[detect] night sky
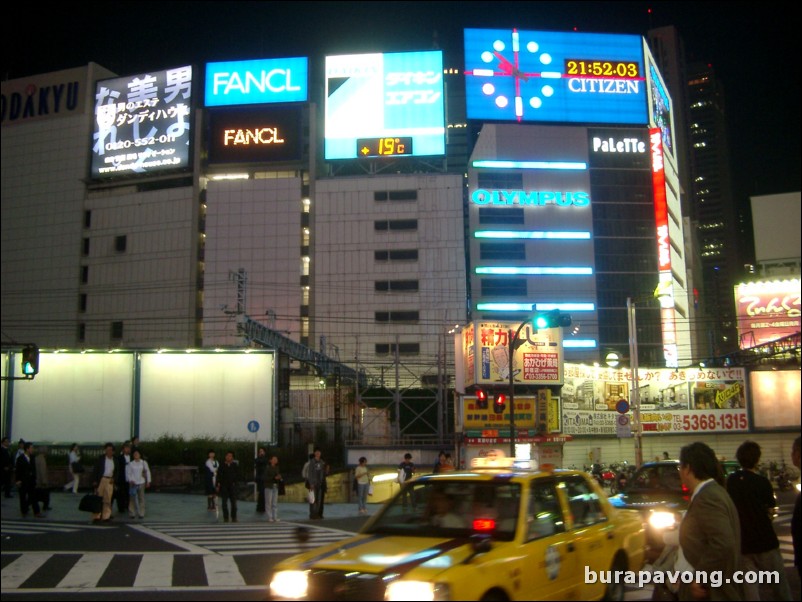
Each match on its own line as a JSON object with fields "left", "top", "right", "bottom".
{"left": 3, "top": 1, "right": 799, "bottom": 201}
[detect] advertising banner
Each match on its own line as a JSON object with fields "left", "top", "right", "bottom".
{"left": 735, "top": 279, "right": 801, "bottom": 348}
{"left": 91, "top": 65, "right": 193, "bottom": 179}
{"left": 205, "top": 57, "right": 308, "bottom": 106}
{"left": 561, "top": 363, "right": 748, "bottom": 436}
{"left": 462, "top": 320, "right": 564, "bottom": 387}
{"left": 464, "top": 28, "right": 647, "bottom": 124}
{"left": 324, "top": 50, "right": 445, "bottom": 159}
{"left": 207, "top": 105, "right": 302, "bottom": 163}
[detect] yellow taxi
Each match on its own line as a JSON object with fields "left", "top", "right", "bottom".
{"left": 269, "top": 452, "right": 646, "bottom": 601}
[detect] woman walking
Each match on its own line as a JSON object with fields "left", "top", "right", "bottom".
{"left": 204, "top": 449, "right": 219, "bottom": 511}
{"left": 126, "top": 449, "right": 151, "bottom": 518}
{"left": 63, "top": 443, "right": 81, "bottom": 493}
{"left": 354, "top": 457, "right": 371, "bottom": 515}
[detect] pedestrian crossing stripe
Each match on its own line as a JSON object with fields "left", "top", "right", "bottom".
{"left": 1, "top": 520, "right": 110, "bottom": 536}
{"left": 0, "top": 552, "right": 265, "bottom": 591}
{"left": 134, "top": 521, "right": 355, "bottom": 555}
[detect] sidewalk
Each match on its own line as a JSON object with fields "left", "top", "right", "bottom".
{"left": 1, "top": 489, "right": 379, "bottom": 524}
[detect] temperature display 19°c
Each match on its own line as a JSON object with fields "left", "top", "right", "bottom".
{"left": 357, "top": 137, "right": 413, "bottom": 158}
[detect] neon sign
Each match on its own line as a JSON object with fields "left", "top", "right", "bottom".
{"left": 471, "top": 189, "right": 589, "bottom": 206}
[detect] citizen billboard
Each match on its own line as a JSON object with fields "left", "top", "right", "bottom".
{"left": 207, "top": 105, "right": 302, "bottom": 164}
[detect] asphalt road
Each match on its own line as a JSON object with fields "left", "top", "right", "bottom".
{"left": 2, "top": 489, "right": 799, "bottom": 601}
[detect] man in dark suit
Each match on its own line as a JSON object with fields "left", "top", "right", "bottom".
{"left": 14, "top": 441, "right": 42, "bottom": 517}
{"left": 1, "top": 436, "right": 13, "bottom": 498}
{"left": 678, "top": 442, "right": 743, "bottom": 601}
{"left": 115, "top": 441, "right": 132, "bottom": 514}
{"left": 216, "top": 450, "right": 241, "bottom": 523}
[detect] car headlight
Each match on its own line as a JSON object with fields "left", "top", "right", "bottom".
{"left": 648, "top": 511, "right": 677, "bottom": 530}
{"left": 269, "top": 570, "right": 309, "bottom": 599}
{"left": 385, "top": 580, "right": 449, "bottom": 601}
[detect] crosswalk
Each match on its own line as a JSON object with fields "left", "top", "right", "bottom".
{"left": 1, "top": 552, "right": 270, "bottom": 592}
{"left": 1, "top": 521, "right": 355, "bottom": 593}
{"left": 133, "top": 520, "right": 357, "bottom": 555}
{"left": 0, "top": 519, "right": 110, "bottom": 536}
{"left": 1, "top": 506, "right": 797, "bottom": 595}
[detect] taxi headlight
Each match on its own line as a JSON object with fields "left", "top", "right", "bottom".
{"left": 385, "top": 580, "right": 449, "bottom": 601}
{"left": 269, "top": 570, "right": 309, "bottom": 599}
{"left": 648, "top": 511, "right": 677, "bottom": 531}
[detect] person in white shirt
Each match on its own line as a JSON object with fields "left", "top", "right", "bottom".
{"left": 64, "top": 443, "right": 81, "bottom": 493}
{"left": 125, "top": 449, "right": 151, "bottom": 519}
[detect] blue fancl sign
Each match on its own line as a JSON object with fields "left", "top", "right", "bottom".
{"left": 464, "top": 28, "right": 647, "bottom": 124}
{"left": 205, "top": 57, "right": 308, "bottom": 107}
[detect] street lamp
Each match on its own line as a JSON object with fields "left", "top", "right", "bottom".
{"left": 507, "top": 309, "right": 571, "bottom": 458}
{"left": 627, "top": 297, "right": 643, "bottom": 467}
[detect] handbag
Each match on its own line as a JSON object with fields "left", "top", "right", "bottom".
{"left": 78, "top": 493, "right": 103, "bottom": 513}
{"left": 368, "top": 484, "right": 374, "bottom": 496}
{"left": 397, "top": 468, "right": 406, "bottom": 484}
{"left": 307, "top": 489, "right": 315, "bottom": 504}
{"left": 71, "top": 462, "right": 85, "bottom": 473}
{"left": 277, "top": 479, "right": 286, "bottom": 496}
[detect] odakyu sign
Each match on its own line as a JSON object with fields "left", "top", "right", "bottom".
{"left": 205, "top": 57, "right": 308, "bottom": 106}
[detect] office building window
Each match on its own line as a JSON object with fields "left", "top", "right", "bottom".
{"left": 375, "top": 311, "right": 420, "bottom": 323}
{"left": 481, "top": 278, "right": 528, "bottom": 297}
{"left": 110, "top": 321, "right": 123, "bottom": 340}
{"left": 478, "top": 207, "right": 524, "bottom": 225}
{"left": 374, "top": 219, "right": 418, "bottom": 231}
{"left": 480, "top": 242, "right": 526, "bottom": 260}
{"left": 115, "top": 235, "right": 127, "bottom": 253}
{"left": 375, "top": 249, "right": 418, "bottom": 262}
{"left": 375, "top": 343, "right": 420, "bottom": 355}
{"left": 374, "top": 190, "right": 418, "bottom": 202}
{"left": 375, "top": 280, "right": 419, "bottom": 292}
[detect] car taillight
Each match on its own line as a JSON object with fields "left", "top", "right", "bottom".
{"left": 473, "top": 518, "right": 496, "bottom": 531}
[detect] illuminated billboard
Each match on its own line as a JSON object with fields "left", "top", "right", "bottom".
{"left": 464, "top": 28, "right": 647, "bottom": 124}
{"left": 644, "top": 42, "right": 675, "bottom": 161}
{"left": 205, "top": 57, "right": 308, "bottom": 107}
{"left": 461, "top": 320, "right": 565, "bottom": 388}
{"left": 324, "top": 50, "right": 446, "bottom": 160}
{"left": 207, "top": 105, "right": 302, "bottom": 163}
{"left": 735, "top": 279, "right": 801, "bottom": 348}
{"left": 91, "top": 65, "right": 193, "bottom": 180}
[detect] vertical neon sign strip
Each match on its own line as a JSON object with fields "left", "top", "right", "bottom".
{"left": 650, "top": 127, "right": 678, "bottom": 367}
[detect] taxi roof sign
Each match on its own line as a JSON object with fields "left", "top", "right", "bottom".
{"left": 471, "top": 449, "right": 514, "bottom": 469}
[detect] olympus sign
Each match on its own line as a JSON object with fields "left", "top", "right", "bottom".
{"left": 592, "top": 136, "right": 646, "bottom": 153}
{"left": 471, "top": 189, "right": 590, "bottom": 207}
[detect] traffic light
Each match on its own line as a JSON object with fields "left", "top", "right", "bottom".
{"left": 493, "top": 392, "right": 507, "bottom": 414}
{"left": 475, "top": 388, "right": 488, "bottom": 409}
{"left": 534, "top": 309, "right": 572, "bottom": 330}
{"left": 21, "top": 345, "right": 39, "bottom": 376}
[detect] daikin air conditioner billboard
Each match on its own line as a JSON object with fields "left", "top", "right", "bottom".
{"left": 324, "top": 50, "right": 446, "bottom": 159}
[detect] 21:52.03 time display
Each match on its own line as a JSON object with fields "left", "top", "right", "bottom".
{"left": 681, "top": 412, "right": 747, "bottom": 431}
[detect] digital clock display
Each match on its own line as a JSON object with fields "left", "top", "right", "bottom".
{"left": 565, "top": 59, "right": 641, "bottom": 78}
{"left": 357, "top": 137, "right": 413, "bottom": 157}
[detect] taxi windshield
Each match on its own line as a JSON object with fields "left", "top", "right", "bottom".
{"left": 365, "top": 479, "right": 521, "bottom": 541}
